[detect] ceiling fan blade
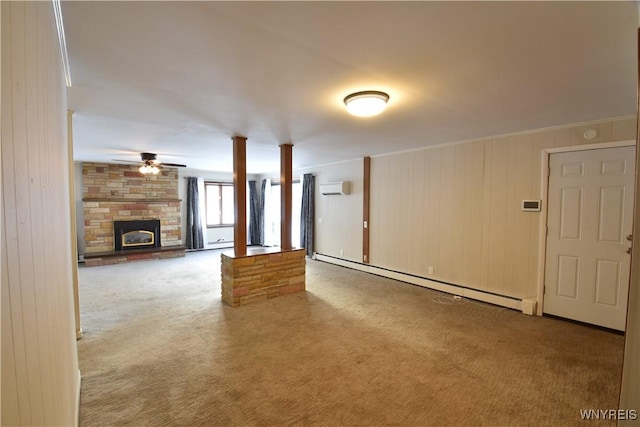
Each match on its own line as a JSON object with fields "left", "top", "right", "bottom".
{"left": 112, "top": 159, "right": 141, "bottom": 164}
{"left": 158, "top": 162, "right": 187, "bottom": 168}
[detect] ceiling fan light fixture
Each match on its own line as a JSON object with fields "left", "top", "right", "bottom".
{"left": 139, "top": 164, "right": 160, "bottom": 175}
{"left": 344, "top": 90, "right": 389, "bottom": 117}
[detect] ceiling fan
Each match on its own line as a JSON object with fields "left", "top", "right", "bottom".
{"left": 113, "top": 152, "right": 187, "bottom": 175}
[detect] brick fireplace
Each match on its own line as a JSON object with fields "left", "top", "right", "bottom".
{"left": 82, "top": 162, "right": 185, "bottom": 266}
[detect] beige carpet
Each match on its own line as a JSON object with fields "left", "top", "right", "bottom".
{"left": 77, "top": 250, "right": 623, "bottom": 426}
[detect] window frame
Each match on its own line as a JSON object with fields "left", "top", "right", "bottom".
{"left": 204, "top": 181, "right": 235, "bottom": 228}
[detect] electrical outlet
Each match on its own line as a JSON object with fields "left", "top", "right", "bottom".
{"left": 340, "top": 249, "right": 344, "bottom": 256}
{"left": 318, "top": 218, "right": 323, "bottom": 224}
{"left": 428, "top": 266, "right": 434, "bottom": 275}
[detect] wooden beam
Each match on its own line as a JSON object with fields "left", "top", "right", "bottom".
{"left": 363, "top": 156, "right": 371, "bottom": 264}
{"left": 232, "top": 136, "right": 247, "bottom": 256}
{"left": 280, "top": 143, "right": 293, "bottom": 250}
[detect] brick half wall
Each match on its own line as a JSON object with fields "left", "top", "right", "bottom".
{"left": 221, "top": 249, "right": 306, "bottom": 307}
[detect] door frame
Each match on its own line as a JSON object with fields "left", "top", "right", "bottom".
{"left": 536, "top": 140, "right": 637, "bottom": 316}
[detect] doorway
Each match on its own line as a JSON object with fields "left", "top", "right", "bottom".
{"left": 543, "top": 144, "right": 635, "bottom": 331}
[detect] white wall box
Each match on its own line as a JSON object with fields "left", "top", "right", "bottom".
{"left": 320, "top": 181, "right": 350, "bottom": 195}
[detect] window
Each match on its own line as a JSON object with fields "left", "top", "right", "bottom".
{"left": 205, "top": 182, "right": 234, "bottom": 227}
{"left": 267, "top": 181, "right": 302, "bottom": 247}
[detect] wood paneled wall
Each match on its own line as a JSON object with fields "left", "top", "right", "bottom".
{"left": 619, "top": 28, "right": 640, "bottom": 420}
{"left": 311, "top": 117, "right": 636, "bottom": 300}
{"left": 370, "top": 119, "right": 636, "bottom": 299}
{"left": 312, "top": 159, "right": 363, "bottom": 262}
{"left": 1, "top": 2, "right": 80, "bottom": 425}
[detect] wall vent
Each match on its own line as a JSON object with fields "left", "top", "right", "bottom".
{"left": 521, "top": 200, "right": 541, "bottom": 211}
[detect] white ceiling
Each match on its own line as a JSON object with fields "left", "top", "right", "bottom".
{"left": 63, "top": 1, "right": 638, "bottom": 174}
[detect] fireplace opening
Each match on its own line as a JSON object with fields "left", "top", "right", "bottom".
{"left": 113, "top": 219, "right": 161, "bottom": 251}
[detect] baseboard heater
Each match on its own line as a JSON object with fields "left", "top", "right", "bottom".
{"left": 208, "top": 241, "right": 234, "bottom": 245}
{"left": 314, "top": 253, "right": 537, "bottom": 315}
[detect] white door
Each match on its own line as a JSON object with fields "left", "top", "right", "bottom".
{"left": 544, "top": 146, "right": 635, "bottom": 331}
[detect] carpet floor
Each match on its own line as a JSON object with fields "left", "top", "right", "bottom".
{"left": 77, "top": 250, "right": 624, "bottom": 426}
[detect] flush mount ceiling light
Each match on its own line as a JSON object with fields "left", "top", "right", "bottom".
{"left": 344, "top": 91, "right": 389, "bottom": 117}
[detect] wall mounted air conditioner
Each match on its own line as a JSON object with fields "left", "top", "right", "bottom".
{"left": 320, "top": 181, "right": 349, "bottom": 195}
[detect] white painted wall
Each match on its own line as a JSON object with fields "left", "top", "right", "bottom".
{"left": 1, "top": 2, "right": 80, "bottom": 424}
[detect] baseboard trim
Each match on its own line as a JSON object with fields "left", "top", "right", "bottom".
{"left": 75, "top": 370, "right": 81, "bottom": 426}
{"left": 315, "top": 254, "right": 531, "bottom": 313}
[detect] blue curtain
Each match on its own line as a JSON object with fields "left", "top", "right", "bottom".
{"left": 300, "top": 174, "right": 315, "bottom": 256}
{"left": 248, "top": 180, "right": 261, "bottom": 245}
{"left": 259, "top": 179, "right": 267, "bottom": 245}
{"left": 185, "top": 177, "right": 204, "bottom": 249}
